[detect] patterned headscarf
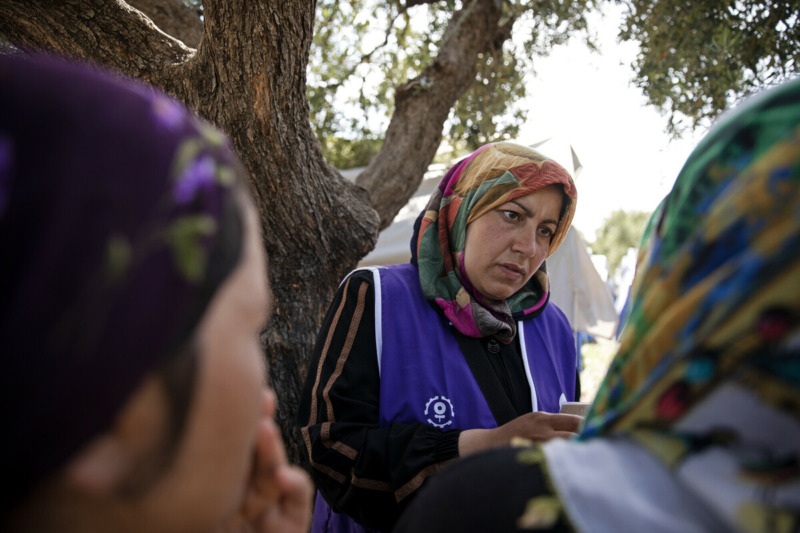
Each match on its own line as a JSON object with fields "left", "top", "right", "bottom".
{"left": 0, "top": 55, "right": 246, "bottom": 505}
{"left": 580, "top": 77, "right": 800, "bottom": 452}
{"left": 411, "top": 142, "right": 577, "bottom": 342}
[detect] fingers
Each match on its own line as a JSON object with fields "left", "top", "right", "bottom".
{"left": 252, "top": 388, "right": 286, "bottom": 485}
{"left": 460, "top": 412, "right": 583, "bottom": 456}
{"left": 271, "top": 465, "right": 313, "bottom": 527}
{"left": 241, "top": 402, "right": 312, "bottom": 532}
{"left": 252, "top": 414, "right": 288, "bottom": 494}
{"left": 261, "top": 387, "right": 277, "bottom": 418}
{"left": 549, "top": 431, "right": 578, "bottom": 440}
{"left": 250, "top": 465, "right": 313, "bottom": 533}
{"left": 548, "top": 413, "right": 583, "bottom": 432}
{"left": 518, "top": 411, "right": 582, "bottom": 431}
{"left": 502, "top": 412, "right": 582, "bottom": 442}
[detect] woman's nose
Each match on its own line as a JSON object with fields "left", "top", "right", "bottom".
{"left": 511, "top": 225, "right": 537, "bottom": 257}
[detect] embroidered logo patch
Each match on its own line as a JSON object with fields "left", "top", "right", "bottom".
{"left": 425, "top": 396, "right": 454, "bottom": 428}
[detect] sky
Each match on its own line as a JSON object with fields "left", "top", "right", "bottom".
{"left": 514, "top": 4, "right": 706, "bottom": 238}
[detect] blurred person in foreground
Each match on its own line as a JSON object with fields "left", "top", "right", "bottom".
{"left": 394, "top": 77, "right": 800, "bottom": 532}
{"left": 0, "top": 53, "right": 312, "bottom": 533}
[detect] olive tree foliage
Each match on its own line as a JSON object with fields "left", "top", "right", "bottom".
{"left": 617, "top": 0, "right": 800, "bottom": 135}
{"left": 589, "top": 209, "right": 651, "bottom": 277}
{"left": 0, "top": 0, "right": 598, "bottom": 465}
{"left": 309, "top": 0, "right": 599, "bottom": 169}
{"left": 310, "top": 0, "right": 800, "bottom": 164}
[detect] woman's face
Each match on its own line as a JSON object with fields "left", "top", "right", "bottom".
{"left": 134, "top": 200, "right": 272, "bottom": 531}
{"left": 463, "top": 184, "right": 563, "bottom": 301}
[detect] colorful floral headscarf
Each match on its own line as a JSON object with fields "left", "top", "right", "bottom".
{"left": 411, "top": 142, "right": 577, "bottom": 342}
{"left": 0, "top": 55, "right": 246, "bottom": 505}
{"left": 577, "top": 78, "right": 800, "bottom": 527}
{"left": 582, "top": 78, "right": 800, "bottom": 436}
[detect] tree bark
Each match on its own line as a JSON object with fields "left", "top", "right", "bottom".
{"left": 0, "top": 0, "right": 512, "bottom": 466}
{"left": 0, "top": 0, "right": 193, "bottom": 85}
{"left": 127, "top": 0, "right": 203, "bottom": 48}
{"left": 0, "top": 0, "right": 379, "bottom": 466}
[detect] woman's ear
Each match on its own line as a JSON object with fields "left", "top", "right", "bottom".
{"left": 63, "top": 434, "right": 134, "bottom": 495}
{"left": 62, "top": 376, "right": 171, "bottom": 496}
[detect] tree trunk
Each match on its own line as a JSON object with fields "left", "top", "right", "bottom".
{"left": 0, "top": 0, "right": 513, "bottom": 466}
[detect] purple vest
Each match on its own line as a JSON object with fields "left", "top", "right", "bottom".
{"left": 312, "top": 263, "right": 577, "bottom": 533}
{"left": 374, "top": 263, "right": 576, "bottom": 427}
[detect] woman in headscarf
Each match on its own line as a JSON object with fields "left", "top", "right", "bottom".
{"left": 393, "top": 77, "right": 800, "bottom": 533}
{"left": 0, "top": 54, "right": 311, "bottom": 533}
{"left": 298, "top": 142, "right": 582, "bottom": 532}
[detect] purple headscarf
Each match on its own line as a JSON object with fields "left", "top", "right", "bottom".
{"left": 0, "top": 54, "right": 246, "bottom": 505}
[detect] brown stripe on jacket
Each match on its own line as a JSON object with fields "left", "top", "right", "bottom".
{"left": 322, "top": 280, "right": 369, "bottom": 422}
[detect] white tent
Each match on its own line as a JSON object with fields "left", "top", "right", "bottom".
{"left": 546, "top": 227, "right": 618, "bottom": 339}
{"left": 352, "top": 140, "right": 619, "bottom": 339}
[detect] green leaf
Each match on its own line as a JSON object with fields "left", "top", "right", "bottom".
{"left": 165, "top": 215, "right": 218, "bottom": 283}
{"left": 105, "top": 235, "right": 132, "bottom": 283}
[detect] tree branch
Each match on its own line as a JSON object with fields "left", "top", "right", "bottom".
{"left": 126, "top": 0, "right": 203, "bottom": 48}
{"left": 357, "top": 0, "right": 509, "bottom": 228}
{"left": 0, "top": 0, "right": 194, "bottom": 89}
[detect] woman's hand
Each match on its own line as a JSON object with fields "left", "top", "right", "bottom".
{"left": 217, "top": 390, "right": 313, "bottom": 533}
{"left": 457, "top": 411, "right": 582, "bottom": 456}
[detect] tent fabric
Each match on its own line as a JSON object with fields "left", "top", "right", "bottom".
{"left": 545, "top": 227, "right": 618, "bottom": 339}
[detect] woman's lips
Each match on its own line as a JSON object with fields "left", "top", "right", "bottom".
{"left": 498, "top": 263, "right": 525, "bottom": 278}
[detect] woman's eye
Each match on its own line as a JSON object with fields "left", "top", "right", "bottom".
{"left": 539, "top": 226, "right": 554, "bottom": 237}
{"left": 502, "top": 210, "right": 520, "bottom": 221}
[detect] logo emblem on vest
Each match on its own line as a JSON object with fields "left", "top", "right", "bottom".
{"left": 425, "top": 396, "right": 454, "bottom": 428}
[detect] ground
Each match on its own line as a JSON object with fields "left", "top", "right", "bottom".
{"left": 579, "top": 337, "right": 618, "bottom": 403}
